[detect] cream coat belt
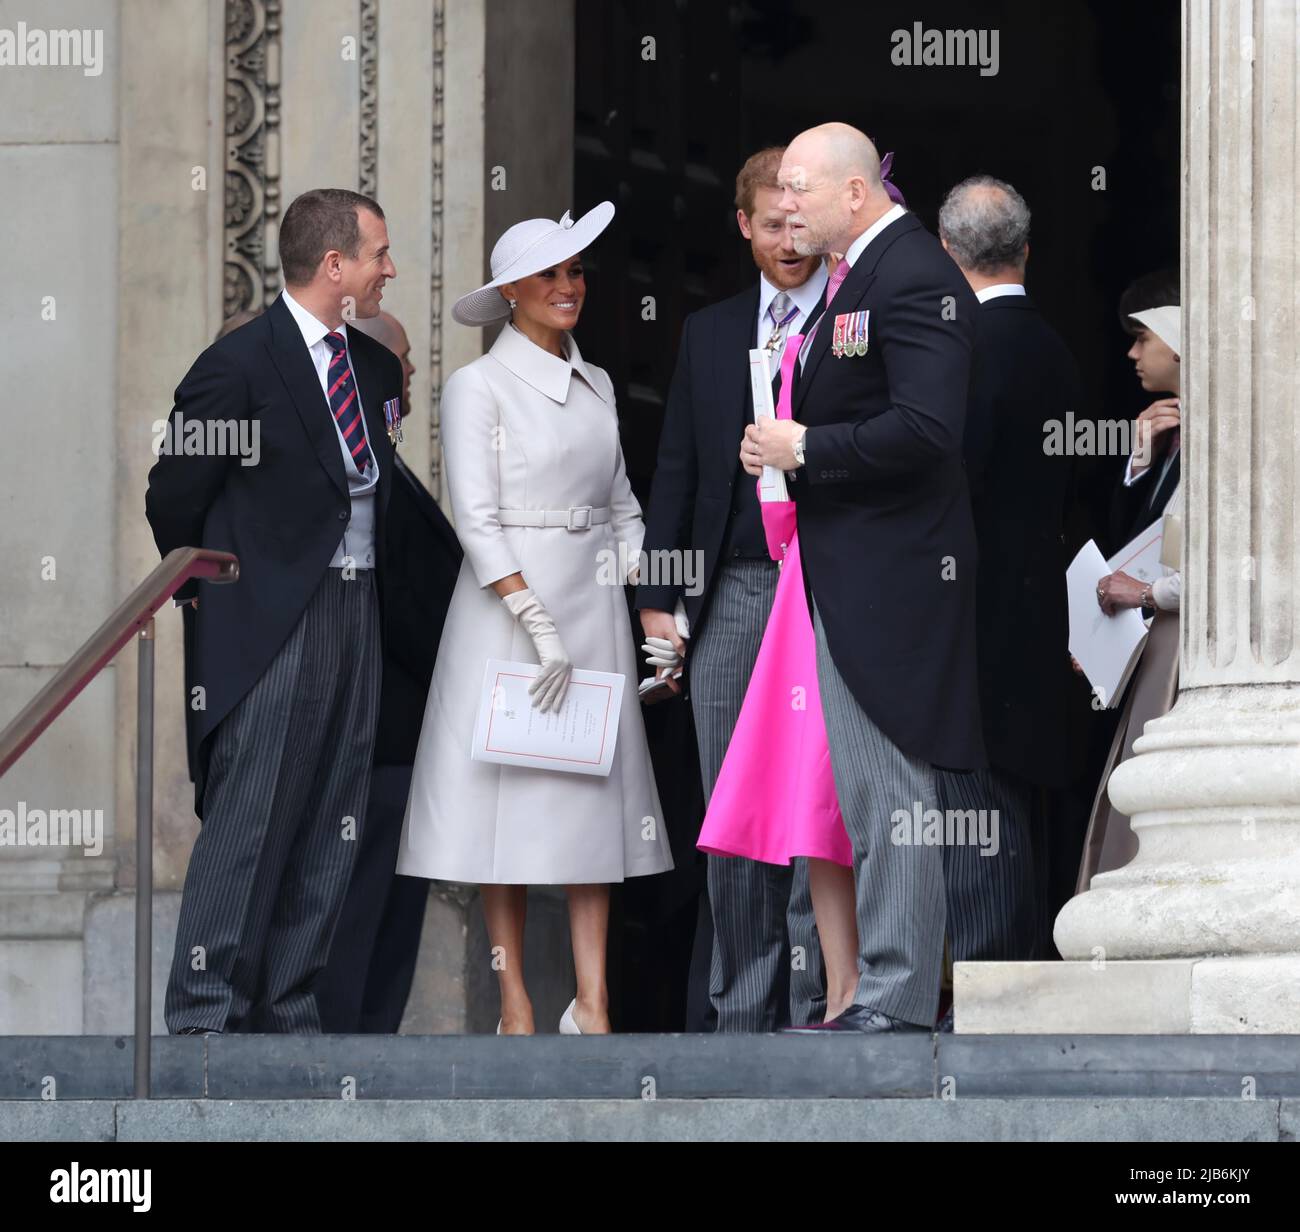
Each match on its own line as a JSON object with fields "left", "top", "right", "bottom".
{"left": 496, "top": 505, "right": 611, "bottom": 531}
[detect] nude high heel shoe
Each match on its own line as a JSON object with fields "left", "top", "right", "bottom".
{"left": 559, "top": 998, "right": 581, "bottom": 1035}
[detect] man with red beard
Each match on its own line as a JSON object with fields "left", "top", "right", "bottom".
{"left": 637, "top": 147, "right": 829, "bottom": 1032}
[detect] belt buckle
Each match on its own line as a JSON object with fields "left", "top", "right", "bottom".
{"left": 566, "top": 505, "right": 593, "bottom": 531}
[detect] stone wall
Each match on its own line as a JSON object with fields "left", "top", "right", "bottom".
{"left": 0, "top": 0, "right": 583, "bottom": 1034}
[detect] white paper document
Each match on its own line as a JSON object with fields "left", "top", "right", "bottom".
{"left": 1107, "top": 522, "right": 1165, "bottom": 585}
{"left": 472, "top": 659, "right": 625, "bottom": 777}
{"left": 1067, "top": 539, "right": 1148, "bottom": 708}
{"left": 748, "top": 347, "right": 789, "bottom": 503}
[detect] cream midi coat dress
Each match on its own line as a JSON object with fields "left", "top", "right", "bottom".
{"left": 398, "top": 323, "right": 673, "bottom": 884}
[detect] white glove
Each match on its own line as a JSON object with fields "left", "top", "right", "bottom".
{"left": 640, "top": 598, "right": 691, "bottom": 674}
{"left": 501, "top": 587, "right": 572, "bottom": 712}
{"left": 641, "top": 637, "right": 682, "bottom": 671}
{"left": 673, "top": 596, "right": 690, "bottom": 640}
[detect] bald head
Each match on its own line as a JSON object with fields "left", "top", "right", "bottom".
{"left": 777, "top": 123, "right": 895, "bottom": 256}
{"left": 352, "top": 309, "right": 414, "bottom": 416}
{"left": 789, "top": 123, "right": 883, "bottom": 190}
{"left": 215, "top": 307, "right": 262, "bottom": 342}
{"left": 351, "top": 309, "right": 406, "bottom": 353}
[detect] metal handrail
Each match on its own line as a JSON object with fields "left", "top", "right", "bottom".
{"left": 0, "top": 546, "right": 239, "bottom": 1097}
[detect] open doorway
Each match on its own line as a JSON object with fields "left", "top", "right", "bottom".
{"left": 574, "top": 0, "right": 1180, "bottom": 1030}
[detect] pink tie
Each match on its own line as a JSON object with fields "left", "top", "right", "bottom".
{"left": 799, "top": 258, "right": 851, "bottom": 363}
{"left": 754, "top": 332, "right": 806, "bottom": 562}
{"left": 776, "top": 332, "right": 803, "bottom": 419}
{"left": 824, "top": 257, "right": 850, "bottom": 305}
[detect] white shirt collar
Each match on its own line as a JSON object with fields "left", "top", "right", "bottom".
{"left": 490, "top": 322, "right": 606, "bottom": 404}
{"left": 758, "top": 262, "right": 828, "bottom": 328}
{"left": 976, "top": 283, "right": 1028, "bottom": 303}
{"left": 281, "top": 287, "right": 343, "bottom": 350}
{"left": 844, "top": 203, "right": 908, "bottom": 268}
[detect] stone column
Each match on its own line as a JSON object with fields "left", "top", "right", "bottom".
{"left": 958, "top": 0, "right": 1300, "bottom": 1033}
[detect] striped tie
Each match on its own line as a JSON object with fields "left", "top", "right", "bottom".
{"left": 799, "top": 258, "right": 851, "bottom": 366}
{"left": 323, "top": 331, "right": 373, "bottom": 475}
{"left": 824, "top": 257, "right": 851, "bottom": 305}
{"left": 765, "top": 291, "right": 797, "bottom": 352}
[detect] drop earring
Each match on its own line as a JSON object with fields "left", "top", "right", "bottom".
{"left": 507, "top": 298, "right": 517, "bottom": 309}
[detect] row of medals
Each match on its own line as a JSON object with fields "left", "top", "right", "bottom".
{"left": 832, "top": 312, "right": 868, "bottom": 358}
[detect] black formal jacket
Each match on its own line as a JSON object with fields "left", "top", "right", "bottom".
{"left": 962, "top": 291, "right": 1078, "bottom": 789}
{"left": 145, "top": 294, "right": 403, "bottom": 814}
{"left": 374, "top": 453, "right": 462, "bottom": 766}
{"left": 1110, "top": 438, "right": 1181, "bottom": 552}
{"left": 634, "top": 284, "right": 766, "bottom": 634}
{"left": 791, "top": 212, "right": 984, "bottom": 771}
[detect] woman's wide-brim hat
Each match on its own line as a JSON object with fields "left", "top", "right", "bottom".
{"left": 451, "top": 200, "right": 616, "bottom": 325}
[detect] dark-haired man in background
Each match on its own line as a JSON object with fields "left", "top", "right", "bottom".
{"left": 146, "top": 188, "right": 402, "bottom": 1034}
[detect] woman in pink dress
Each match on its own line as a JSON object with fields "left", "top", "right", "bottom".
{"left": 695, "top": 329, "right": 860, "bottom": 1024}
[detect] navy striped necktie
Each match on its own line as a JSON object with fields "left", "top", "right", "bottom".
{"left": 323, "top": 331, "right": 373, "bottom": 475}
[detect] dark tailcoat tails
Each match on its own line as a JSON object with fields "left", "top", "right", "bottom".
{"left": 146, "top": 293, "right": 401, "bottom": 814}
{"left": 318, "top": 453, "right": 463, "bottom": 1034}
{"left": 937, "top": 290, "right": 1081, "bottom": 966}
{"left": 963, "top": 291, "right": 1076, "bottom": 789}
{"left": 792, "top": 213, "right": 985, "bottom": 772}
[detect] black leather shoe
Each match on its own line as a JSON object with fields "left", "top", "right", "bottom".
{"left": 176, "top": 1027, "right": 222, "bottom": 1036}
{"left": 937, "top": 1006, "right": 955, "bottom": 1033}
{"left": 782, "top": 1005, "right": 928, "bottom": 1034}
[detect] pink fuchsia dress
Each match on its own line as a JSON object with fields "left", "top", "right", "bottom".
{"left": 695, "top": 332, "right": 852, "bottom": 867}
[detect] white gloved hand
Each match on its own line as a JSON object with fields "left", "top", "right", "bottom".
{"left": 501, "top": 587, "right": 573, "bottom": 713}
{"left": 640, "top": 598, "right": 691, "bottom": 675}
{"left": 641, "top": 636, "right": 682, "bottom": 671}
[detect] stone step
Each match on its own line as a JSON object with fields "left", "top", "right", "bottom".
{"left": 4, "top": 1033, "right": 1300, "bottom": 1101}
{"left": 5, "top": 1095, "right": 1294, "bottom": 1143}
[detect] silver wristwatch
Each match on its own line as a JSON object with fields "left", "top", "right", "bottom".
{"left": 793, "top": 429, "right": 807, "bottom": 467}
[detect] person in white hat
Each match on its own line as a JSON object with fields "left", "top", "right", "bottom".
{"left": 1096, "top": 268, "right": 1182, "bottom": 616}
{"left": 397, "top": 202, "right": 673, "bottom": 1035}
{"left": 1079, "top": 269, "right": 1183, "bottom": 889}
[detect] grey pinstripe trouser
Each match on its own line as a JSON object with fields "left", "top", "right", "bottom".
{"left": 936, "top": 766, "right": 1041, "bottom": 962}
{"left": 812, "top": 602, "right": 946, "bottom": 1027}
{"left": 692, "top": 559, "right": 825, "bottom": 1032}
{"left": 165, "top": 568, "right": 381, "bottom": 1034}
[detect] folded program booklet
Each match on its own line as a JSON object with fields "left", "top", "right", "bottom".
{"left": 749, "top": 347, "right": 789, "bottom": 503}
{"left": 1067, "top": 539, "right": 1149, "bottom": 709}
{"left": 471, "top": 659, "right": 624, "bottom": 777}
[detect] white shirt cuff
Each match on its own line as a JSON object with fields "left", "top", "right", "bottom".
{"left": 1123, "top": 453, "right": 1152, "bottom": 487}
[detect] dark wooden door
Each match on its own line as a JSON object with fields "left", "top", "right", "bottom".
{"left": 573, "top": 0, "right": 744, "bottom": 500}
{"left": 573, "top": 1, "right": 746, "bottom": 1032}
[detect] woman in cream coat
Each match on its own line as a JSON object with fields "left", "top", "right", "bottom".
{"left": 398, "top": 203, "right": 672, "bottom": 1035}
